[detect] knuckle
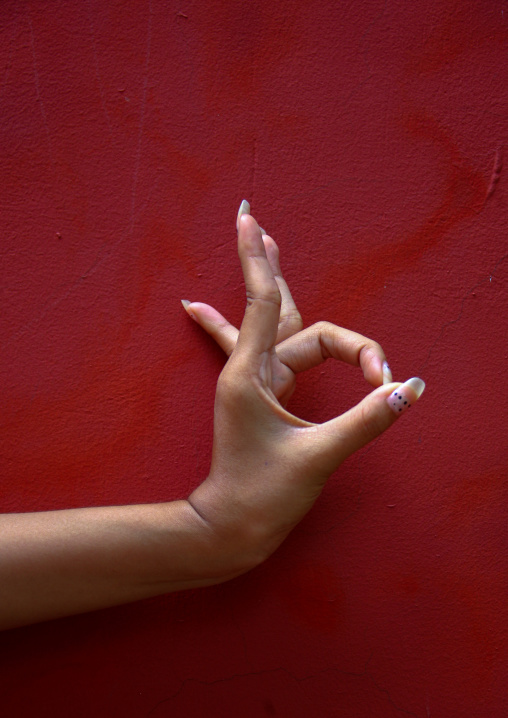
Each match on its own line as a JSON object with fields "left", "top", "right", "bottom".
{"left": 280, "top": 308, "right": 303, "bottom": 330}
{"left": 216, "top": 367, "right": 244, "bottom": 405}
{"left": 313, "top": 320, "right": 330, "bottom": 332}
{"left": 312, "top": 321, "right": 334, "bottom": 360}
{"left": 245, "top": 285, "right": 281, "bottom": 307}
{"left": 311, "top": 320, "right": 335, "bottom": 338}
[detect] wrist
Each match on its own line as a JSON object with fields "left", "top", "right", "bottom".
{"left": 186, "top": 480, "right": 289, "bottom": 575}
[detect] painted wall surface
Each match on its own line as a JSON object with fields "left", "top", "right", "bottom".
{"left": 1, "top": 1, "right": 507, "bottom": 716}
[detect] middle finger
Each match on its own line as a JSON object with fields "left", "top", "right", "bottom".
{"left": 262, "top": 234, "right": 303, "bottom": 344}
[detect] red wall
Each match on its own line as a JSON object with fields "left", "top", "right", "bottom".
{"left": 1, "top": 1, "right": 507, "bottom": 716}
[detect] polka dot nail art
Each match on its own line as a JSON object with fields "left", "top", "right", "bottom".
{"left": 387, "top": 377, "right": 425, "bottom": 415}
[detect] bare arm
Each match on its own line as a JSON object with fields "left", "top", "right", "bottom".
{"left": 0, "top": 500, "right": 259, "bottom": 630}
{"left": 0, "top": 202, "right": 424, "bottom": 630}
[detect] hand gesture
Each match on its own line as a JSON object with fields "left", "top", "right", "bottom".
{"left": 184, "top": 203, "right": 425, "bottom": 568}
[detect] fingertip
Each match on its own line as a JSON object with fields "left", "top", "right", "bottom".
{"left": 262, "top": 234, "right": 277, "bottom": 248}
{"left": 238, "top": 212, "right": 260, "bottom": 232}
{"left": 182, "top": 301, "right": 215, "bottom": 323}
{"left": 405, "top": 377, "right": 426, "bottom": 398}
{"left": 236, "top": 199, "right": 251, "bottom": 231}
{"left": 181, "top": 298, "right": 199, "bottom": 323}
{"left": 386, "top": 377, "right": 425, "bottom": 415}
{"left": 262, "top": 235, "right": 281, "bottom": 269}
{"left": 238, "top": 214, "right": 269, "bottom": 263}
{"left": 360, "top": 345, "right": 390, "bottom": 388}
{"left": 184, "top": 299, "right": 216, "bottom": 325}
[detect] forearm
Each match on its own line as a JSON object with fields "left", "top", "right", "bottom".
{"left": 0, "top": 499, "right": 252, "bottom": 630}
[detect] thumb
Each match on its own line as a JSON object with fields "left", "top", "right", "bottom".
{"left": 318, "top": 377, "right": 426, "bottom": 468}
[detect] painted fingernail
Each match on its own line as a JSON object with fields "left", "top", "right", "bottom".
{"left": 387, "top": 377, "right": 425, "bottom": 415}
{"left": 236, "top": 199, "right": 250, "bottom": 231}
{"left": 382, "top": 361, "right": 392, "bottom": 385}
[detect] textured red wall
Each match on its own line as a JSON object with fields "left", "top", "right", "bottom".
{"left": 1, "top": 1, "right": 507, "bottom": 716}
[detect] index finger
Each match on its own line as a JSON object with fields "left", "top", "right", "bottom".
{"left": 235, "top": 213, "right": 281, "bottom": 357}
{"left": 276, "top": 321, "right": 391, "bottom": 387}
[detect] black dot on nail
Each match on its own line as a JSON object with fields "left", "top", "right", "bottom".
{"left": 399, "top": 396, "right": 402, "bottom": 400}
{"left": 404, "top": 401, "right": 407, "bottom": 405}
{"left": 399, "top": 408, "right": 402, "bottom": 412}
{"left": 394, "top": 392, "right": 398, "bottom": 395}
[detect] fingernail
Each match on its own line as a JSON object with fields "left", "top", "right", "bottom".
{"left": 387, "top": 377, "right": 425, "bottom": 415}
{"left": 382, "top": 361, "right": 392, "bottom": 384}
{"left": 181, "top": 299, "right": 197, "bottom": 321}
{"left": 236, "top": 199, "right": 250, "bottom": 231}
{"left": 259, "top": 227, "right": 267, "bottom": 235}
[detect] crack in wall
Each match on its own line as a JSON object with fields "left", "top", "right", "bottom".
{"left": 145, "top": 659, "right": 421, "bottom": 717}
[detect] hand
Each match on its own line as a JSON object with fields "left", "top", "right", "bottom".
{"left": 183, "top": 205, "right": 392, "bottom": 407}
{"left": 184, "top": 205, "right": 425, "bottom": 569}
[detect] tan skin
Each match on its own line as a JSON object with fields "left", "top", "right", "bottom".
{"left": 0, "top": 209, "right": 422, "bottom": 630}
{"left": 188, "top": 212, "right": 409, "bottom": 560}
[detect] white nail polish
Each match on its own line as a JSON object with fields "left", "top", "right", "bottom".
{"left": 382, "top": 361, "right": 392, "bottom": 384}
{"left": 236, "top": 199, "right": 250, "bottom": 231}
{"left": 404, "top": 377, "right": 426, "bottom": 398}
{"left": 386, "top": 377, "right": 425, "bottom": 415}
